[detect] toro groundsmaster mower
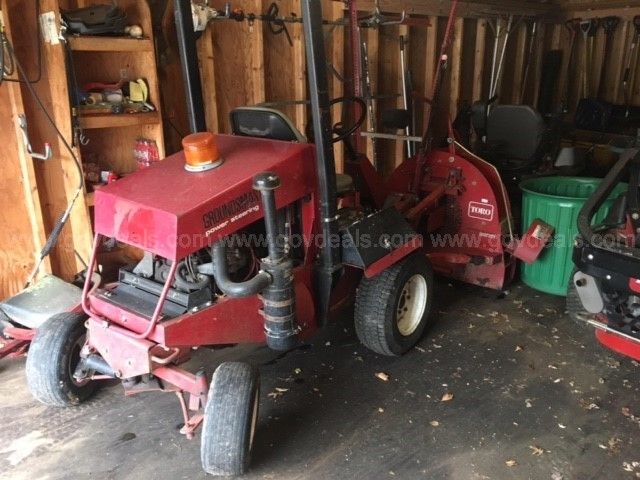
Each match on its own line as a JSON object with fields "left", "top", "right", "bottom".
{"left": 571, "top": 148, "right": 640, "bottom": 361}
{"left": 24, "top": 0, "right": 550, "bottom": 476}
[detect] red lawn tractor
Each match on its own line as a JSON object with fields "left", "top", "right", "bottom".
{"left": 24, "top": 0, "right": 549, "bottom": 476}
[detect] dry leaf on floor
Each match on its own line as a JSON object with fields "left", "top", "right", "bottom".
{"left": 505, "top": 459, "right": 518, "bottom": 467}
{"left": 375, "top": 372, "right": 390, "bottom": 382}
{"left": 268, "top": 388, "right": 288, "bottom": 399}
{"left": 622, "top": 406, "right": 632, "bottom": 417}
{"left": 430, "top": 420, "right": 440, "bottom": 427}
{"left": 558, "top": 423, "right": 566, "bottom": 429}
{"left": 515, "top": 345, "right": 524, "bottom": 352}
{"left": 529, "top": 445, "right": 544, "bottom": 456}
{"left": 377, "top": 407, "right": 384, "bottom": 413}
{"left": 441, "top": 392, "right": 454, "bottom": 402}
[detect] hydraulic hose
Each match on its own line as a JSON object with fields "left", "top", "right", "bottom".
{"left": 212, "top": 242, "right": 271, "bottom": 298}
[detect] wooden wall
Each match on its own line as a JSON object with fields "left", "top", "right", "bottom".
{"left": 160, "top": 0, "right": 640, "bottom": 175}
{"left": 0, "top": 0, "right": 49, "bottom": 299}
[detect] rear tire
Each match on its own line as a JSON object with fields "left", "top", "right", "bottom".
{"left": 355, "top": 253, "right": 434, "bottom": 356}
{"left": 566, "top": 270, "right": 593, "bottom": 327}
{"left": 201, "top": 362, "right": 259, "bottom": 476}
{"left": 26, "top": 312, "right": 97, "bottom": 407}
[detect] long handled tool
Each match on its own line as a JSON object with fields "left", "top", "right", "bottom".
{"left": 623, "top": 16, "right": 640, "bottom": 115}
{"left": 488, "top": 15, "right": 516, "bottom": 110}
{"left": 399, "top": 34, "right": 415, "bottom": 158}
{"left": 580, "top": 18, "right": 599, "bottom": 98}
{"left": 519, "top": 20, "right": 538, "bottom": 104}
{"left": 361, "top": 40, "right": 380, "bottom": 170}
{"left": 597, "top": 16, "right": 620, "bottom": 99}
{"left": 412, "top": 0, "right": 458, "bottom": 193}
{"left": 560, "top": 18, "right": 582, "bottom": 112}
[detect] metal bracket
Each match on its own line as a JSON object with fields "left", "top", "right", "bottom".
{"left": 359, "top": 0, "right": 406, "bottom": 28}
{"left": 17, "top": 114, "right": 52, "bottom": 161}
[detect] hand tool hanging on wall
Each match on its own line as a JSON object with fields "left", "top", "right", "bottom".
{"left": 597, "top": 16, "right": 620, "bottom": 100}
{"left": 488, "top": 15, "right": 518, "bottom": 110}
{"left": 412, "top": 0, "right": 459, "bottom": 194}
{"left": 399, "top": 35, "right": 415, "bottom": 158}
{"left": 348, "top": 0, "right": 363, "bottom": 152}
{"left": 361, "top": 40, "right": 380, "bottom": 170}
{"left": 560, "top": 18, "right": 582, "bottom": 112}
{"left": 519, "top": 20, "right": 538, "bottom": 104}
{"left": 623, "top": 16, "right": 640, "bottom": 115}
{"left": 579, "top": 18, "right": 599, "bottom": 99}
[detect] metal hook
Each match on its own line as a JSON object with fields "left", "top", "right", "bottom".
{"left": 17, "top": 114, "right": 52, "bottom": 161}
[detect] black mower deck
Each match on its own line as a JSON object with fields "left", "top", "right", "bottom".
{"left": 1, "top": 281, "right": 639, "bottom": 480}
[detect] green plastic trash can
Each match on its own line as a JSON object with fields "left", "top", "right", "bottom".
{"left": 519, "top": 176, "right": 626, "bottom": 296}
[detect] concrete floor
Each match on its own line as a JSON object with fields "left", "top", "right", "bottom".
{"left": 1, "top": 280, "right": 640, "bottom": 480}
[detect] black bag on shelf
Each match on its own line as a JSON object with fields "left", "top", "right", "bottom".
{"left": 62, "top": 4, "right": 127, "bottom": 36}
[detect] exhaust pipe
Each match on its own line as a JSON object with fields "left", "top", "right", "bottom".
{"left": 254, "top": 173, "right": 298, "bottom": 351}
{"left": 213, "top": 172, "right": 298, "bottom": 351}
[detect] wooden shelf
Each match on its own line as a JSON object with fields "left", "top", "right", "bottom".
{"left": 68, "top": 36, "right": 153, "bottom": 52}
{"left": 79, "top": 111, "right": 160, "bottom": 129}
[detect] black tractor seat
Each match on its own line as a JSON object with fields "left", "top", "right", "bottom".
{"left": 230, "top": 106, "right": 353, "bottom": 194}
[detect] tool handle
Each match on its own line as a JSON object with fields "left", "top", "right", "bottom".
{"left": 580, "top": 18, "right": 599, "bottom": 37}
{"left": 634, "top": 15, "right": 640, "bottom": 34}
{"left": 602, "top": 16, "right": 620, "bottom": 35}
{"left": 565, "top": 18, "right": 581, "bottom": 32}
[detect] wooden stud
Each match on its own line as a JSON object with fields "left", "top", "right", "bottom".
{"left": 325, "top": 1, "right": 345, "bottom": 172}
{"left": 449, "top": 18, "right": 464, "bottom": 117}
{"left": 197, "top": 28, "right": 219, "bottom": 133}
{"left": 291, "top": 0, "right": 306, "bottom": 134}
{"left": 512, "top": 23, "right": 528, "bottom": 104}
{"left": 612, "top": 19, "right": 631, "bottom": 104}
{"left": 472, "top": 18, "right": 487, "bottom": 102}
{"left": 424, "top": 16, "right": 439, "bottom": 101}
{"left": 246, "top": 1, "right": 266, "bottom": 105}
{"left": 531, "top": 23, "right": 546, "bottom": 108}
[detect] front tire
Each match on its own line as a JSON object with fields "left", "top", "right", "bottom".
{"left": 201, "top": 362, "right": 259, "bottom": 476}
{"left": 26, "top": 312, "right": 97, "bottom": 407}
{"left": 355, "top": 253, "right": 434, "bottom": 356}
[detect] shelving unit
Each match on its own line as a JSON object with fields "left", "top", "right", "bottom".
{"left": 63, "top": 1, "right": 164, "bottom": 269}
{"left": 79, "top": 111, "right": 161, "bottom": 129}
{"left": 67, "top": 35, "right": 154, "bottom": 52}
{"left": 64, "top": 0, "right": 165, "bottom": 180}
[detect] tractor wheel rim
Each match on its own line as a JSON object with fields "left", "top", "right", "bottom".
{"left": 396, "top": 274, "right": 427, "bottom": 336}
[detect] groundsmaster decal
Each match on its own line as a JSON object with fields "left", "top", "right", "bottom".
{"left": 203, "top": 190, "right": 261, "bottom": 236}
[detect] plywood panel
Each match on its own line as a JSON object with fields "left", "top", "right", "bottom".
{"left": 7, "top": 0, "right": 93, "bottom": 280}
{"left": 0, "top": 0, "right": 49, "bottom": 298}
